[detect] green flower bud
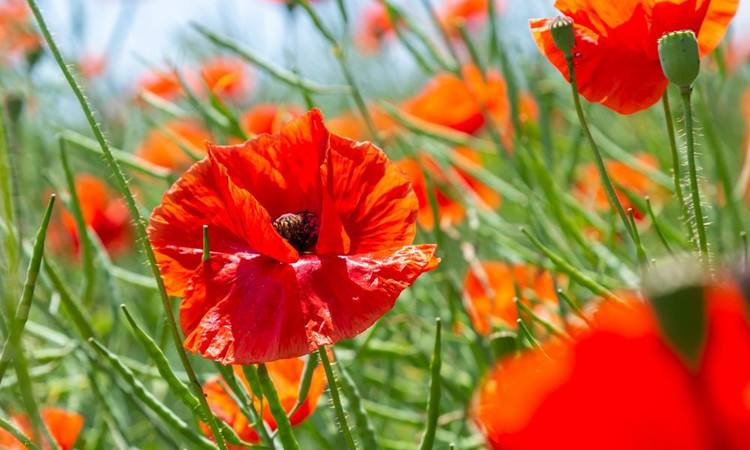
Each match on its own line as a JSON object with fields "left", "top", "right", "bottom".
{"left": 550, "top": 16, "right": 575, "bottom": 58}
{"left": 658, "top": 30, "right": 700, "bottom": 89}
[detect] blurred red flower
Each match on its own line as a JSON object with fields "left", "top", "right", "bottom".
{"left": 135, "top": 119, "right": 213, "bottom": 172}
{"left": 49, "top": 175, "right": 131, "bottom": 258}
{"left": 403, "top": 65, "right": 509, "bottom": 135}
{"left": 137, "top": 68, "right": 184, "bottom": 101}
{"left": 573, "top": 153, "right": 661, "bottom": 221}
{"left": 0, "top": 0, "right": 40, "bottom": 64}
{"left": 472, "top": 278, "right": 750, "bottom": 449}
{"left": 0, "top": 407, "right": 84, "bottom": 450}
{"left": 201, "top": 357, "right": 326, "bottom": 447}
{"left": 530, "top": 0, "right": 739, "bottom": 114}
{"left": 357, "top": 2, "right": 398, "bottom": 53}
{"left": 148, "top": 109, "right": 438, "bottom": 364}
{"left": 241, "top": 103, "right": 304, "bottom": 135}
{"left": 77, "top": 53, "right": 106, "bottom": 79}
{"left": 463, "top": 262, "right": 558, "bottom": 335}
{"left": 199, "top": 57, "right": 251, "bottom": 101}
{"left": 438, "top": 0, "right": 501, "bottom": 35}
{"left": 396, "top": 147, "right": 500, "bottom": 229}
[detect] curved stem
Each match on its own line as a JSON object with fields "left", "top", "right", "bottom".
{"left": 565, "top": 58, "right": 634, "bottom": 242}
{"left": 661, "top": 92, "right": 694, "bottom": 241}
{"left": 680, "top": 88, "right": 710, "bottom": 269}
{"left": 318, "top": 347, "right": 356, "bottom": 450}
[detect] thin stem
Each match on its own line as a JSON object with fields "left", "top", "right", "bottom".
{"left": 565, "top": 57, "right": 633, "bottom": 241}
{"left": 680, "top": 88, "right": 710, "bottom": 269}
{"left": 202, "top": 225, "right": 210, "bottom": 262}
{"left": 318, "top": 347, "right": 356, "bottom": 450}
{"left": 23, "top": 2, "right": 228, "bottom": 447}
{"left": 662, "top": 92, "right": 693, "bottom": 241}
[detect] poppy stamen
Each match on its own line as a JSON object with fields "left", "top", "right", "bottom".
{"left": 272, "top": 210, "right": 320, "bottom": 253}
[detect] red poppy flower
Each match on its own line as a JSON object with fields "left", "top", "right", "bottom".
{"left": 472, "top": 278, "right": 750, "bottom": 449}
{"left": 136, "top": 120, "right": 213, "bottom": 172}
{"left": 199, "top": 57, "right": 250, "bottom": 101}
{"left": 137, "top": 68, "right": 184, "bottom": 101}
{"left": 438, "top": 0, "right": 502, "bottom": 35}
{"left": 403, "top": 65, "right": 510, "bottom": 135}
{"left": 0, "top": 407, "right": 84, "bottom": 450}
{"left": 396, "top": 147, "right": 500, "bottom": 229}
{"left": 148, "top": 109, "right": 438, "bottom": 364}
{"left": 326, "top": 107, "right": 397, "bottom": 141}
{"left": 356, "top": 2, "right": 398, "bottom": 53}
{"left": 0, "top": 0, "right": 40, "bottom": 64}
{"left": 77, "top": 52, "right": 106, "bottom": 79}
{"left": 573, "top": 153, "right": 661, "bottom": 221}
{"left": 241, "top": 103, "right": 304, "bottom": 136}
{"left": 201, "top": 356, "right": 326, "bottom": 447}
{"left": 48, "top": 174, "right": 131, "bottom": 258}
{"left": 530, "top": 0, "right": 739, "bottom": 114}
{"left": 462, "top": 262, "right": 558, "bottom": 335}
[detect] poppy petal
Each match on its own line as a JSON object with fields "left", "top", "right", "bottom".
{"left": 148, "top": 157, "right": 297, "bottom": 297}
{"left": 697, "top": 0, "right": 740, "bottom": 55}
{"left": 181, "top": 245, "right": 438, "bottom": 364}
{"left": 325, "top": 134, "right": 419, "bottom": 253}
{"left": 206, "top": 109, "right": 328, "bottom": 219}
{"left": 530, "top": 18, "right": 667, "bottom": 114}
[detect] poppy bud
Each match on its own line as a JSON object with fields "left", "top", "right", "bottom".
{"left": 550, "top": 16, "right": 575, "bottom": 58}
{"left": 658, "top": 30, "right": 700, "bottom": 89}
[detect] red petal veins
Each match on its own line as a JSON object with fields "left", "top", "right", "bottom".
{"left": 324, "top": 134, "right": 419, "bottom": 253}
{"left": 181, "top": 245, "right": 438, "bottom": 364}
{"left": 206, "top": 109, "right": 328, "bottom": 219}
{"left": 148, "top": 156, "right": 297, "bottom": 297}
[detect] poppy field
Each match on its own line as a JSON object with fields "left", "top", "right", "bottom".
{"left": 2, "top": 0, "right": 750, "bottom": 448}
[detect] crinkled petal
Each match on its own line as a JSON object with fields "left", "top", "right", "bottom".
{"left": 181, "top": 245, "right": 438, "bottom": 364}
{"left": 530, "top": 18, "right": 667, "bottom": 114}
{"left": 147, "top": 156, "right": 296, "bottom": 297}
{"left": 325, "top": 134, "right": 419, "bottom": 253}
{"left": 206, "top": 109, "right": 328, "bottom": 219}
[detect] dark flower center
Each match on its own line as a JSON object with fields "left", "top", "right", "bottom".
{"left": 272, "top": 210, "right": 320, "bottom": 253}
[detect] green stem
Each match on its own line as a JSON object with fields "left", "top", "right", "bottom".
{"left": 565, "top": 57, "right": 633, "bottom": 241}
{"left": 257, "top": 364, "right": 299, "bottom": 450}
{"left": 417, "top": 318, "right": 442, "bottom": 450}
{"left": 23, "top": 1, "right": 228, "bottom": 447}
{"left": 680, "top": 88, "right": 710, "bottom": 269}
{"left": 318, "top": 347, "right": 357, "bottom": 450}
{"left": 0, "top": 195, "right": 55, "bottom": 383}
{"left": 59, "top": 139, "right": 96, "bottom": 305}
{"left": 661, "top": 92, "right": 693, "bottom": 240}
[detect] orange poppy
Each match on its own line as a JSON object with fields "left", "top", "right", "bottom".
{"left": 147, "top": 109, "right": 438, "bottom": 364}
{"left": 241, "top": 103, "right": 304, "bottom": 136}
{"left": 472, "top": 277, "right": 750, "bottom": 449}
{"left": 199, "top": 57, "right": 250, "bottom": 101}
{"left": 137, "top": 68, "right": 184, "bottom": 101}
{"left": 530, "top": 0, "right": 739, "bottom": 114}
{"left": 325, "top": 107, "right": 397, "bottom": 141}
{"left": 573, "top": 154, "right": 660, "bottom": 220}
{"left": 135, "top": 120, "right": 213, "bottom": 172}
{"left": 48, "top": 175, "right": 131, "bottom": 258}
{"left": 403, "top": 65, "right": 510, "bottom": 135}
{"left": 438, "top": 0, "right": 501, "bottom": 34}
{"left": 462, "top": 262, "right": 557, "bottom": 335}
{"left": 201, "top": 357, "right": 326, "bottom": 448}
{"left": 357, "top": 2, "right": 398, "bottom": 53}
{"left": 396, "top": 147, "right": 500, "bottom": 229}
{"left": 0, "top": 407, "right": 84, "bottom": 450}
{"left": 77, "top": 52, "right": 106, "bottom": 79}
{"left": 0, "top": 0, "right": 40, "bottom": 63}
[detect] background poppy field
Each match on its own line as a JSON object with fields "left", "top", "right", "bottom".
{"left": 2, "top": 0, "right": 750, "bottom": 449}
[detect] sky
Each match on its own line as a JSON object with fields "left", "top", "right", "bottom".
{"left": 39, "top": 0, "right": 750, "bottom": 85}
